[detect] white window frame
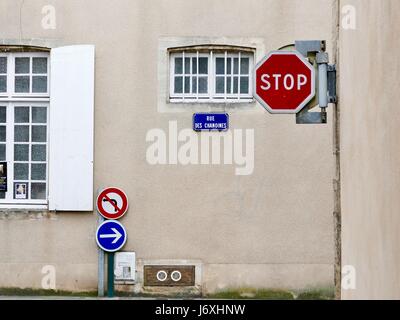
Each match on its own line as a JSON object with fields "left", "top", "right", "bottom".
{"left": 212, "top": 52, "right": 253, "bottom": 101}
{"left": 0, "top": 51, "right": 50, "bottom": 209}
{"left": 169, "top": 52, "right": 210, "bottom": 101}
{"left": 0, "top": 52, "right": 50, "bottom": 99}
{"left": 169, "top": 50, "right": 254, "bottom": 103}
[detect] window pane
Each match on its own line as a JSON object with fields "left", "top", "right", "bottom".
{"left": 216, "top": 58, "right": 225, "bottom": 75}
{"left": 233, "top": 58, "right": 239, "bottom": 74}
{"left": 192, "top": 76, "right": 208, "bottom": 94}
{"left": 32, "top": 144, "right": 46, "bottom": 161}
{"left": 0, "top": 76, "right": 6, "bottom": 92}
{"left": 184, "top": 77, "right": 190, "bottom": 94}
{"left": 227, "top": 58, "right": 232, "bottom": 74}
{"left": 192, "top": 58, "right": 197, "bottom": 74}
{"left": 32, "top": 76, "right": 47, "bottom": 93}
{"left": 233, "top": 77, "right": 238, "bottom": 94}
{"left": 184, "top": 58, "right": 190, "bottom": 74}
{"left": 240, "top": 77, "right": 249, "bottom": 93}
{"left": 174, "top": 76, "right": 183, "bottom": 93}
{"left": 240, "top": 58, "right": 249, "bottom": 74}
{"left": 227, "top": 77, "right": 232, "bottom": 94}
{"left": 31, "top": 163, "right": 46, "bottom": 180}
{"left": 32, "top": 126, "right": 47, "bottom": 142}
{"left": 216, "top": 77, "right": 225, "bottom": 93}
{"left": 0, "top": 107, "right": 6, "bottom": 123}
{"left": 0, "top": 144, "right": 5, "bottom": 161}
{"left": 0, "top": 126, "right": 6, "bottom": 142}
{"left": 15, "top": 58, "right": 30, "bottom": 74}
{"left": 192, "top": 76, "right": 197, "bottom": 93}
{"left": 15, "top": 107, "right": 30, "bottom": 123}
{"left": 14, "top": 144, "right": 29, "bottom": 161}
{"left": 32, "top": 107, "right": 47, "bottom": 123}
{"left": 32, "top": 58, "right": 47, "bottom": 74}
{"left": 14, "top": 163, "right": 29, "bottom": 180}
{"left": 15, "top": 76, "right": 30, "bottom": 93}
{"left": 174, "top": 57, "right": 183, "bottom": 74}
{"left": 31, "top": 183, "right": 46, "bottom": 199}
{"left": 199, "top": 77, "right": 208, "bottom": 94}
{"left": 14, "top": 125, "right": 29, "bottom": 142}
{"left": 199, "top": 58, "right": 208, "bottom": 74}
{"left": 0, "top": 57, "right": 6, "bottom": 73}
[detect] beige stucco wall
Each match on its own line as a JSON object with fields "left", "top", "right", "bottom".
{"left": 340, "top": 0, "right": 400, "bottom": 299}
{"left": 0, "top": 0, "right": 335, "bottom": 294}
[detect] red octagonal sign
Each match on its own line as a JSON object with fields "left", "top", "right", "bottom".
{"left": 254, "top": 51, "right": 315, "bottom": 114}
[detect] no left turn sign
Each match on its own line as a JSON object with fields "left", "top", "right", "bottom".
{"left": 96, "top": 187, "right": 129, "bottom": 220}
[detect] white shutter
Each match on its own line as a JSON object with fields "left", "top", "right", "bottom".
{"left": 48, "top": 45, "right": 95, "bottom": 211}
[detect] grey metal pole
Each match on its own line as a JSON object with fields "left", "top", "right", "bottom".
{"left": 97, "top": 214, "right": 105, "bottom": 297}
{"left": 97, "top": 188, "right": 105, "bottom": 297}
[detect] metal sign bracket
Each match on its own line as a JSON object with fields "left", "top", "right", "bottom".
{"left": 293, "top": 40, "right": 337, "bottom": 124}
{"left": 328, "top": 64, "right": 337, "bottom": 103}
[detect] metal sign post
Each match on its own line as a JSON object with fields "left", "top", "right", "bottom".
{"left": 96, "top": 187, "right": 129, "bottom": 299}
{"left": 96, "top": 217, "right": 128, "bottom": 298}
{"left": 107, "top": 252, "right": 115, "bottom": 297}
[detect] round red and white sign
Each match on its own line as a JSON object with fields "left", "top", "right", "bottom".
{"left": 96, "top": 187, "right": 128, "bottom": 220}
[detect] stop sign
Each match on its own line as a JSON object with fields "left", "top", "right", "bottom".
{"left": 254, "top": 51, "right": 315, "bottom": 114}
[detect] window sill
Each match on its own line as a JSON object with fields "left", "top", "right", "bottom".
{"left": 0, "top": 202, "right": 48, "bottom": 210}
{"left": 160, "top": 99, "right": 258, "bottom": 114}
{"left": 169, "top": 98, "right": 254, "bottom": 104}
{"left": 0, "top": 97, "right": 50, "bottom": 102}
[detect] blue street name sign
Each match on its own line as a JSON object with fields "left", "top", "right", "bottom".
{"left": 96, "top": 220, "right": 127, "bottom": 252}
{"left": 193, "top": 113, "right": 229, "bottom": 132}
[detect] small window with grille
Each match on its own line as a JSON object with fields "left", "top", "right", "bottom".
{"left": 169, "top": 46, "right": 254, "bottom": 103}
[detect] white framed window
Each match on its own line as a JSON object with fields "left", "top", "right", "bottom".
{"left": 0, "top": 51, "right": 50, "bottom": 206}
{"left": 169, "top": 49, "right": 254, "bottom": 103}
{"left": 0, "top": 55, "right": 7, "bottom": 94}
{"left": 0, "top": 52, "right": 49, "bottom": 98}
{"left": 0, "top": 45, "right": 94, "bottom": 211}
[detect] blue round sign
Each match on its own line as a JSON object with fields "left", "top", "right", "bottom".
{"left": 96, "top": 220, "right": 127, "bottom": 252}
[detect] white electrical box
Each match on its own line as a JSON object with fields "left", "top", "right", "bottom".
{"left": 114, "top": 252, "right": 136, "bottom": 283}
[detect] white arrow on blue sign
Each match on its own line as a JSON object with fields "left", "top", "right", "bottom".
{"left": 96, "top": 220, "right": 127, "bottom": 252}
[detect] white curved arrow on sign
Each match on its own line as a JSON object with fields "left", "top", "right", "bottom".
{"left": 99, "top": 228, "right": 122, "bottom": 244}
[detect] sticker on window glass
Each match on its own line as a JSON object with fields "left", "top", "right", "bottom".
{"left": 0, "top": 162, "right": 7, "bottom": 192}
{"left": 14, "top": 182, "right": 28, "bottom": 199}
